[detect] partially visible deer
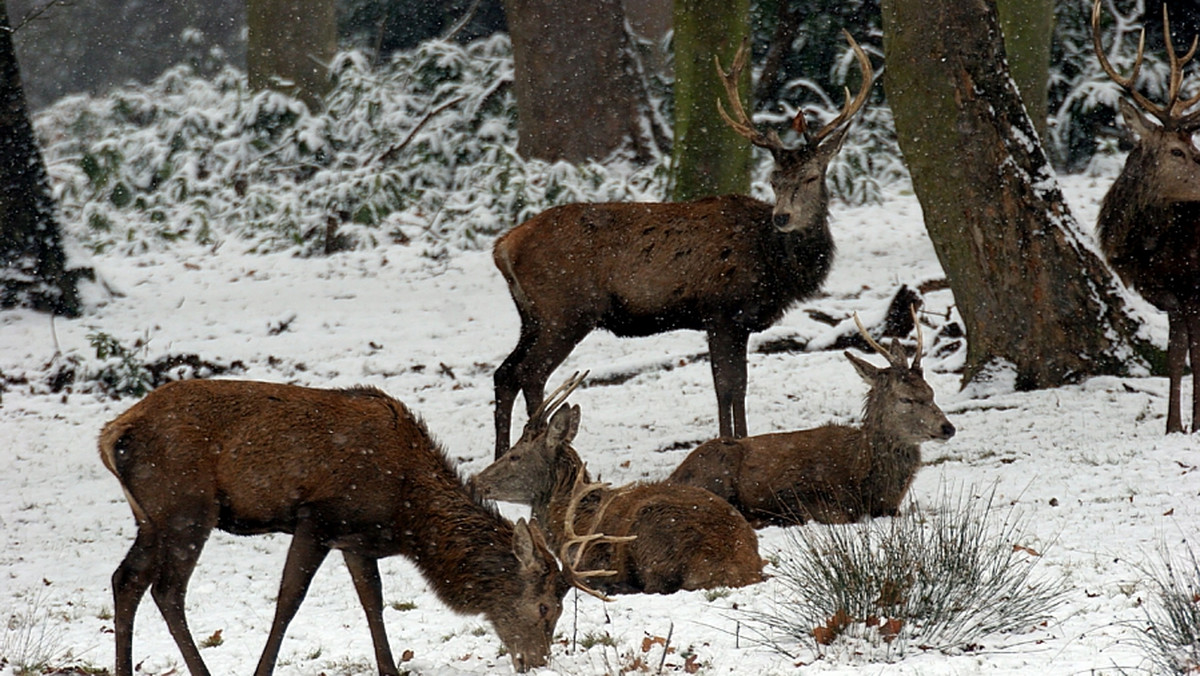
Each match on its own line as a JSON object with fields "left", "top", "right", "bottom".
{"left": 1092, "top": 0, "right": 1200, "bottom": 433}
{"left": 473, "top": 374, "right": 765, "bottom": 595}
{"left": 668, "top": 311, "right": 954, "bottom": 526}
{"left": 491, "top": 32, "right": 874, "bottom": 457}
{"left": 99, "top": 379, "right": 601, "bottom": 676}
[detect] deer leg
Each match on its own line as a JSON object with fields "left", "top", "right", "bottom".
{"left": 254, "top": 518, "right": 330, "bottom": 676}
{"left": 112, "top": 525, "right": 161, "bottom": 676}
{"left": 495, "top": 320, "right": 540, "bottom": 458}
{"left": 148, "top": 519, "right": 214, "bottom": 676}
{"left": 707, "top": 326, "right": 751, "bottom": 438}
{"left": 342, "top": 551, "right": 399, "bottom": 676}
{"left": 1167, "top": 313, "right": 1187, "bottom": 434}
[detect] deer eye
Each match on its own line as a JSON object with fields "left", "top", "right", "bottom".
{"left": 539, "top": 603, "right": 550, "bottom": 618}
{"left": 1172, "top": 148, "right": 1186, "bottom": 158}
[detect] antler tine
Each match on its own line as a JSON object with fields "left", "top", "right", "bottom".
{"left": 852, "top": 312, "right": 906, "bottom": 370}
{"left": 558, "top": 468, "right": 636, "bottom": 602}
{"left": 715, "top": 38, "right": 785, "bottom": 152}
{"left": 529, "top": 370, "right": 589, "bottom": 426}
{"left": 909, "top": 303, "right": 924, "bottom": 373}
{"left": 1161, "top": 5, "right": 1200, "bottom": 124}
{"left": 1091, "top": 0, "right": 1170, "bottom": 125}
{"left": 813, "top": 30, "right": 875, "bottom": 143}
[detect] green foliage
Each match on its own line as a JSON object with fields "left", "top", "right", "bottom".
{"left": 86, "top": 331, "right": 153, "bottom": 398}
{"left": 744, "top": 484, "right": 1065, "bottom": 662}
{"left": 34, "top": 36, "right": 669, "bottom": 257}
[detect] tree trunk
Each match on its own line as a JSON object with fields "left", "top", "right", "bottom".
{"left": 670, "top": 0, "right": 751, "bottom": 201}
{"left": 0, "top": 0, "right": 82, "bottom": 317}
{"left": 995, "top": 0, "right": 1053, "bottom": 141}
{"left": 881, "top": 0, "right": 1155, "bottom": 389}
{"left": 504, "top": 0, "right": 656, "bottom": 163}
{"left": 247, "top": 0, "right": 336, "bottom": 112}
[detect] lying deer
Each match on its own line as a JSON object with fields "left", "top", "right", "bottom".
{"left": 473, "top": 374, "right": 765, "bottom": 595}
{"left": 668, "top": 311, "right": 954, "bottom": 526}
{"left": 1092, "top": 0, "right": 1200, "bottom": 433}
{"left": 491, "top": 33, "right": 874, "bottom": 457}
{"left": 99, "top": 379, "right": 603, "bottom": 676}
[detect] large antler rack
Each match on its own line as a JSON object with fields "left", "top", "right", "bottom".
{"left": 852, "top": 304, "right": 924, "bottom": 372}
{"left": 558, "top": 468, "right": 636, "bottom": 602}
{"left": 715, "top": 30, "right": 874, "bottom": 151}
{"left": 1091, "top": 0, "right": 1200, "bottom": 130}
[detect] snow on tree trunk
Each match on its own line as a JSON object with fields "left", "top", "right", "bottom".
{"left": 0, "top": 0, "right": 82, "bottom": 317}
{"left": 882, "top": 0, "right": 1155, "bottom": 389}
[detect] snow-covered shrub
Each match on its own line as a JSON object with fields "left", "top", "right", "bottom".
{"left": 1136, "top": 540, "right": 1200, "bottom": 674}
{"left": 34, "top": 35, "right": 669, "bottom": 256}
{"left": 744, "top": 484, "right": 1064, "bottom": 662}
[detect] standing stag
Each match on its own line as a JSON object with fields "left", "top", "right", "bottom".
{"left": 1092, "top": 0, "right": 1200, "bottom": 433}
{"left": 99, "top": 379, "right": 592, "bottom": 676}
{"left": 473, "top": 374, "right": 765, "bottom": 595}
{"left": 668, "top": 312, "right": 954, "bottom": 526}
{"left": 491, "top": 33, "right": 874, "bottom": 457}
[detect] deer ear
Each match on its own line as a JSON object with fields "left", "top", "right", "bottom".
{"left": 845, "top": 350, "right": 880, "bottom": 382}
{"left": 1119, "top": 98, "right": 1155, "bottom": 139}
{"left": 546, "top": 404, "right": 580, "bottom": 446}
{"left": 512, "top": 518, "right": 546, "bottom": 572}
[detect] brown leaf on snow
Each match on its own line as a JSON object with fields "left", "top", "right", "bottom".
{"left": 1013, "top": 544, "right": 1041, "bottom": 557}
{"left": 401, "top": 649, "right": 414, "bottom": 662}
{"left": 642, "top": 635, "right": 668, "bottom": 653}
{"left": 684, "top": 654, "right": 701, "bottom": 673}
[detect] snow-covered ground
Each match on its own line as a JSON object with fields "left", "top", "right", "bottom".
{"left": 2, "top": 172, "right": 1196, "bottom": 675}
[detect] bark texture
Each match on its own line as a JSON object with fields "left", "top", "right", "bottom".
{"left": 504, "top": 0, "right": 656, "bottom": 163}
{"left": 670, "top": 0, "right": 751, "bottom": 201}
{"left": 882, "top": 0, "right": 1154, "bottom": 388}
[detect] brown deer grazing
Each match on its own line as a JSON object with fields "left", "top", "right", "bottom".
{"left": 1092, "top": 0, "right": 1200, "bottom": 433}
{"left": 473, "top": 374, "right": 765, "bottom": 595}
{"left": 668, "top": 312, "right": 954, "bottom": 526}
{"left": 491, "top": 33, "right": 874, "bottom": 457}
{"left": 99, "top": 379, "right": 593, "bottom": 676}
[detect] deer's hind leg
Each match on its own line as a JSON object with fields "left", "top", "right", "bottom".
{"left": 112, "top": 525, "right": 162, "bottom": 676}
{"left": 147, "top": 514, "right": 217, "bottom": 676}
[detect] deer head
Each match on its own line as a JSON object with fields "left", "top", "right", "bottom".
{"left": 716, "top": 30, "right": 873, "bottom": 232}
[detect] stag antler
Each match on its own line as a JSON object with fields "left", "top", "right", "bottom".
{"left": 852, "top": 304, "right": 924, "bottom": 371}
{"left": 716, "top": 30, "right": 873, "bottom": 150}
{"left": 528, "top": 370, "right": 588, "bottom": 428}
{"left": 1092, "top": 0, "right": 1200, "bottom": 130}
{"left": 558, "top": 469, "right": 636, "bottom": 602}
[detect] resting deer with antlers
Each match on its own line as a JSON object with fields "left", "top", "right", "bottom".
{"left": 668, "top": 311, "right": 954, "bottom": 526}
{"left": 473, "top": 373, "right": 765, "bottom": 595}
{"left": 491, "top": 33, "right": 874, "bottom": 457}
{"left": 99, "top": 379, "right": 608, "bottom": 676}
{"left": 1092, "top": 0, "right": 1200, "bottom": 433}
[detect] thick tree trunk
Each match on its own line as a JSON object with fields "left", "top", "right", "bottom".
{"left": 504, "top": 0, "right": 656, "bottom": 163}
{"left": 247, "top": 0, "right": 336, "bottom": 112}
{"left": 0, "top": 0, "right": 82, "bottom": 317}
{"left": 882, "top": 0, "right": 1154, "bottom": 389}
{"left": 670, "top": 0, "right": 751, "bottom": 201}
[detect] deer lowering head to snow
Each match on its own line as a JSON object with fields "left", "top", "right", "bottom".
{"left": 473, "top": 373, "right": 765, "bottom": 595}
{"left": 490, "top": 33, "right": 874, "bottom": 457}
{"left": 668, "top": 311, "right": 954, "bottom": 526}
{"left": 99, "top": 379, "right": 584, "bottom": 676}
{"left": 1092, "top": 0, "right": 1200, "bottom": 433}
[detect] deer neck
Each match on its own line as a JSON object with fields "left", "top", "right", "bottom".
{"left": 543, "top": 446, "right": 596, "bottom": 548}
{"left": 860, "top": 400, "right": 921, "bottom": 511}
{"left": 403, "top": 489, "right": 525, "bottom": 616}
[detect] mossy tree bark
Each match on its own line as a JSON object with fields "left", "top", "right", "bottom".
{"left": 996, "top": 0, "right": 1053, "bottom": 140}
{"left": 882, "top": 0, "right": 1155, "bottom": 389}
{"left": 247, "top": 0, "right": 336, "bottom": 112}
{"left": 504, "top": 0, "right": 659, "bottom": 163}
{"left": 670, "top": 0, "right": 751, "bottom": 201}
{"left": 0, "top": 0, "right": 83, "bottom": 317}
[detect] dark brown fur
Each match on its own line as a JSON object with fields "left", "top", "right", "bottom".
{"left": 473, "top": 402, "right": 764, "bottom": 594}
{"left": 669, "top": 340, "right": 954, "bottom": 527}
{"left": 100, "top": 379, "right": 569, "bottom": 676}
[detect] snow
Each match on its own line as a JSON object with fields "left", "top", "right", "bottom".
{"left": 2, "top": 174, "right": 1196, "bottom": 675}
